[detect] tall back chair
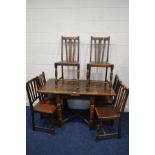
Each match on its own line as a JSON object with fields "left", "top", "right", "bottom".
{"left": 54, "top": 36, "right": 80, "bottom": 88}
{"left": 95, "top": 81, "right": 129, "bottom": 140}
{"left": 26, "top": 77, "right": 56, "bottom": 133}
{"left": 87, "top": 36, "right": 114, "bottom": 89}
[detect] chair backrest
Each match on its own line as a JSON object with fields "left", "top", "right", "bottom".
{"left": 112, "top": 75, "right": 120, "bottom": 104}
{"left": 114, "top": 81, "right": 129, "bottom": 113}
{"left": 26, "top": 77, "right": 40, "bottom": 106}
{"left": 90, "top": 36, "right": 110, "bottom": 63}
{"left": 61, "top": 36, "right": 80, "bottom": 62}
{"left": 37, "top": 72, "right": 47, "bottom": 101}
{"left": 37, "top": 72, "right": 46, "bottom": 87}
{"left": 113, "top": 74, "right": 119, "bottom": 91}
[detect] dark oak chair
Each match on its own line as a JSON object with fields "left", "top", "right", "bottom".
{"left": 26, "top": 77, "right": 56, "bottom": 133}
{"left": 95, "top": 81, "right": 129, "bottom": 140}
{"left": 54, "top": 36, "right": 80, "bottom": 88}
{"left": 86, "top": 36, "right": 114, "bottom": 89}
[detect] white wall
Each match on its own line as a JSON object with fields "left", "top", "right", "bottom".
{"left": 26, "top": 0, "right": 129, "bottom": 111}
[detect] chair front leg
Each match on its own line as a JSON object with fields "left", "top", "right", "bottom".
{"left": 86, "top": 65, "right": 90, "bottom": 89}
{"left": 110, "top": 65, "right": 114, "bottom": 88}
{"left": 61, "top": 65, "right": 64, "bottom": 80}
{"left": 55, "top": 64, "right": 58, "bottom": 87}
{"left": 77, "top": 65, "right": 80, "bottom": 89}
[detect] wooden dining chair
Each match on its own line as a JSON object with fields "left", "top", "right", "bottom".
{"left": 26, "top": 77, "right": 57, "bottom": 133}
{"left": 86, "top": 36, "right": 114, "bottom": 89}
{"left": 95, "top": 81, "right": 129, "bottom": 140}
{"left": 54, "top": 36, "right": 80, "bottom": 88}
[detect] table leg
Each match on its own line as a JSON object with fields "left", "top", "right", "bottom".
{"left": 56, "top": 95, "right": 62, "bottom": 127}
{"left": 89, "top": 96, "right": 95, "bottom": 129}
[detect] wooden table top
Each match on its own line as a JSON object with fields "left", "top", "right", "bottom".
{"left": 37, "top": 79, "right": 116, "bottom": 96}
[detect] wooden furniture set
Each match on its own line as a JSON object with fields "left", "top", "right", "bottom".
{"left": 26, "top": 36, "right": 129, "bottom": 140}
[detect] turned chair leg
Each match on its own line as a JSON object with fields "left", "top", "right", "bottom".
{"left": 110, "top": 66, "right": 114, "bottom": 88}
{"left": 61, "top": 66, "right": 64, "bottom": 80}
{"left": 89, "top": 66, "right": 91, "bottom": 86}
{"left": 86, "top": 65, "right": 90, "bottom": 89}
{"left": 55, "top": 65, "right": 58, "bottom": 87}
{"left": 77, "top": 65, "right": 80, "bottom": 89}
{"left": 61, "top": 65, "right": 64, "bottom": 84}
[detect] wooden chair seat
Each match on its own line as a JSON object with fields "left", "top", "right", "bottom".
{"left": 95, "top": 107, "right": 120, "bottom": 120}
{"left": 34, "top": 102, "right": 56, "bottom": 114}
{"left": 87, "top": 62, "right": 114, "bottom": 67}
{"left": 55, "top": 61, "right": 79, "bottom": 66}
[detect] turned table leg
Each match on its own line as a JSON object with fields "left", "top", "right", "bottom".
{"left": 89, "top": 96, "right": 95, "bottom": 129}
{"left": 56, "top": 95, "right": 62, "bottom": 127}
